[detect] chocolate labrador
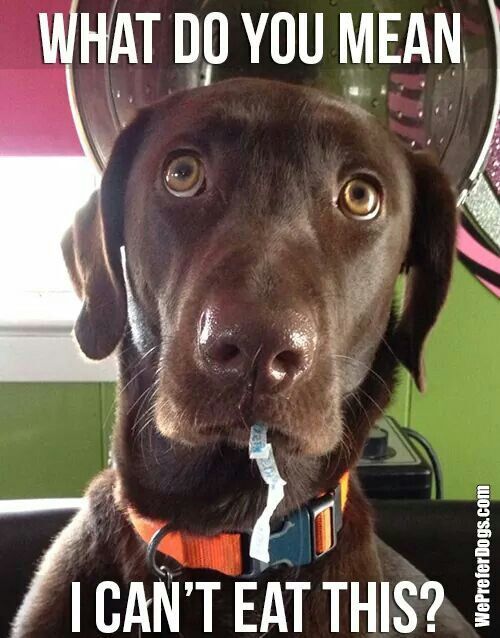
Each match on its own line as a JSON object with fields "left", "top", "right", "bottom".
{"left": 12, "top": 78, "right": 477, "bottom": 637}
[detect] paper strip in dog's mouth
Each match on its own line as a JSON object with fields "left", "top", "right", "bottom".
{"left": 248, "top": 422, "right": 287, "bottom": 563}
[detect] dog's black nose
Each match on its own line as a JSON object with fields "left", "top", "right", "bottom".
{"left": 198, "top": 299, "right": 316, "bottom": 393}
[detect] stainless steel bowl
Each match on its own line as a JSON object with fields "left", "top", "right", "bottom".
{"left": 68, "top": 0, "right": 500, "bottom": 244}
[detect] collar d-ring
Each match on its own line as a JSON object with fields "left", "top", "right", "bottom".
{"left": 146, "top": 523, "right": 183, "bottom": 584}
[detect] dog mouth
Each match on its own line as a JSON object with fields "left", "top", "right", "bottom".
{"left": 154, "top": 383, "right": 341, "bottom": 457}
{"left": 160, "top": 394, "right": 302, "bottom": 451}
{"left": 195, "top": 420, "right": 300, "bottom": 452}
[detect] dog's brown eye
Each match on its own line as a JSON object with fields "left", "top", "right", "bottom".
{"left": 338, "top": 178, "right": 381, "bottom": 220}
{"left": 164, "top": 155, "right": 205, "bottom": 197}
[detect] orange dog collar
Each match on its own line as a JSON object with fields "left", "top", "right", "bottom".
{"left": 129, "top": 472, "right": 349, "bottom": 578}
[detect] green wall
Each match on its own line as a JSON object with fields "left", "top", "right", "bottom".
{"left": 0, "top": 384, "right": 106, "bottom": 498}
{"left": 405, "top": 263, "right": 500, "bottom": 499}
{"left": 0, "top": 263, "right": 498, "bottom": 500}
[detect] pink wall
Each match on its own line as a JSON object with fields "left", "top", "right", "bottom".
{"left": 0, "top": 0, "right": 82, "bottom": 155}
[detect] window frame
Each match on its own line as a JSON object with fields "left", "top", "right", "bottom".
{"left": 0, "top": 156, "right": 115, "bottom": 382}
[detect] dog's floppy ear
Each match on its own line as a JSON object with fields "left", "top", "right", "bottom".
{"left": 392, "top": 151, "right": 457, "bottom": 391}
{"left": 62, "top": 110, "right": 151, "bottom": 360}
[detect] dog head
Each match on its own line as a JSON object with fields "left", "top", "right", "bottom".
{"left": 63, "top": 79, "right": 456, "bottom": 521}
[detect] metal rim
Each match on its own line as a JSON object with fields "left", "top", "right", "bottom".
{"left": 66, "top": 0, "right": 105, "bottom": 174}
{"left": 458, "top": 0, "right": 500, "bottom": 205}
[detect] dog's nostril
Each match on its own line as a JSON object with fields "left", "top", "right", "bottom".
{"left": 213, "top": 342, "right": 241, "bottom": 364}
{"left": 266, "top": 350, "right": 304, "bottom": 388}
{"left": 273, "top": 350, "right": 302, "bottom": 374}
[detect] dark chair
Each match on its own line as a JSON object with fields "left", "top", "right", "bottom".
{"left": 0, "top": 499, "right": 497, "bottom": 636}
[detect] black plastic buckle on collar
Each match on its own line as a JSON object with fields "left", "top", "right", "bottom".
{"left": 241, "top": 485, "right": 342, "bottom": 579}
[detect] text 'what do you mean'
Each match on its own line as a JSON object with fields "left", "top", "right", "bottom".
{"left": 39, "top": 12, "right": 462, "bottom": 65}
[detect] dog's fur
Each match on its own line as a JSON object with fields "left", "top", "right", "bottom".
{"left": 12, "top": 79, "right": 467, "bottom": 637}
